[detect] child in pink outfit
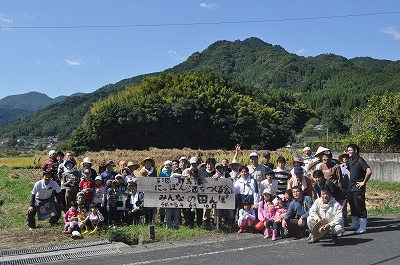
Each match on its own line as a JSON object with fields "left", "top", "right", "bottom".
{"left": 63, "top": 201, "right": 79, "bottom": 234}
{"left": 271, "top": 198, "right": 288, "bottom": 240}
{"left": 237, "top": 201, "right": 256, "bottom": 233}
{"left": 255, "top": 190, "right": 276, "bottom": 238}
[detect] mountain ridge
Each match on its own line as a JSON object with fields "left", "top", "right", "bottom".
{"left": 0, "top": 37, "right": 399, "bottom": 143}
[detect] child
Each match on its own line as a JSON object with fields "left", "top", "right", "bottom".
{"left": 83, "top": 204, "right": 104, "bottom": 235}
{"left": 79, "top": 168, "right": 94, "bottom": 205}
{"left": 255, "top": 190, "right": 276, "bottom": 238}
{"left": 77, "top": 204, "right": 89, "bottom": 232}
{"left": 237, "top": 200, "right": 255, "bottom": 233}
{"left": 106, "top": 180, "right": 118, "bottom": 228}
{"left": 272, "top": 197, "right": 288, "bottom": 240}
{"left": 63, "top": 201, "right": 79, "bottom": 234}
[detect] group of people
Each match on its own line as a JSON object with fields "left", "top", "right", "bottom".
{"left": 28, "top": 143, "right": 372, "bottom": 244}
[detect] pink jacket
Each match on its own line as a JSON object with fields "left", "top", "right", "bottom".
{"left": 273, "top": 207, "right": 288, "bottom": 222}
{"left": 258, "top": 201, "right": 276, "bottom": 222}
{"left": 64, "top": 209, "right": 78, "bottom": 223}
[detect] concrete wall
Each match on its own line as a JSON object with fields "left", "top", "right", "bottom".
{"left": 333, "top": 152, "right": 400, "bottom": 183}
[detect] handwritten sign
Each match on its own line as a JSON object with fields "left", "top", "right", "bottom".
{"left": 137, "top": 177, "right": 235, "bottom": 209}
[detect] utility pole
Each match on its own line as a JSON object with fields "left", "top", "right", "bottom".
{"left": 326, "top": 126, "right": 328, "bottom": 143}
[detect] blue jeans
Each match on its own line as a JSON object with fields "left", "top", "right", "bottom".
{"left": 165, "top": 208, "right": 180, "bottom": 230}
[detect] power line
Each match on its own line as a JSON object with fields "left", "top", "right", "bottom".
{"left": 5, "top": 10, "right": 400, "bottom": 29}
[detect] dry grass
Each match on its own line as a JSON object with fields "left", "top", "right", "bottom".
{"left": 35, "top": 147, "right": 295, "bottom": 173}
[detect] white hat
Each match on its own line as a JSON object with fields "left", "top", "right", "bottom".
{"left": 164, "top": 160, "right": 172, "bottom": 166}
{"left": 81, "top": 157, "right": 93, "bottom": 165}
{"left": 179, "top": 156, "right": 188, "bottom": 162}
{"left": 48, "top": 150, "right": 56, "bottom": 156}
{"left": 303, "top": 147, "right": 311, "bottom": 152}
{"left": 189, "top": 157, "right": 198, "bottom": 164}
{"left": 95, "top": 175, "right": 102, "bottom": 181}
{"left": 249, "top": 152, "right": 259, "bottom": 158}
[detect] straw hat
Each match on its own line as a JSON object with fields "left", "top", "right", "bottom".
{"left": 140, "top": 157, "right": 155, "bottom": 167}
{"left": 314, "top": 146, "right": 330, "bottom": 157}
{"left": 228, "top": 158, "right": 240, "bottom": 167}
{"left": 139, "top": 168, "right": 148, "bottom": 177}
{"left": 292, "top": 157, "right": 305, "bottom": 167}
{"left": 311, "top": 219, "right": 329, "bottom": 240}
{"left": 127, "top": 161, "right": 140, "bottom": 170}
{"left": 338, "top": 152, "right": 349, "bottom": 162}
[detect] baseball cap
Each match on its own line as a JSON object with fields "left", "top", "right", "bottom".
{"left": 294, "top": 166, "right": 303, "bottom": 174}
{"left": 48, "top": 150, "right": 56, "bottom": 156}
{"left": 249, "top": 152, "right": 259, "bottom": 158}
{"left": 189, "top": 157, "right": 198, "bottom": 164}
{"left": 262, "top": 151, "right": 271, "bottom": 157}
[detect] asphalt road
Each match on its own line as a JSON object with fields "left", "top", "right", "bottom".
{"left": 2, "top": 213, "right": 400, "bottom": 265}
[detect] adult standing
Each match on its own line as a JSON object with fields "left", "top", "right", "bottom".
{"left": 140, "top": 157, "right": 157, "bottom": 177}
{"left": 101, "top": 160, "right": 118, "bottom": 186}
{"left": 338, "top": 152, "right": 350, "bottom": 192}
{"left": 247, "top": 152, "right": 266, "bottom": 189}
{"left": 27, "top": 171, "right": 62, "bottom": 229}
{"left": 62, "top": 158, "right": 80, "bottom": 210}
{"left": 233, "top": 165, "right": 259, "bottom": 212}
{"left": 41, "top": 150, "right": 57, "bottom": 172}
{"left": 319, "top": 150, "right": 342, "bottom": 187}
{"left": 80, "top": 157, "right": 97, "bottom": 180}
{"left": 287, "top": 167, "right": 313, "bottom": 198}
{"left": 289, "top": 145, "right": 316, "bottom": 173}
{"left": 347, "top": 144, "right": 372, "bottom": 234}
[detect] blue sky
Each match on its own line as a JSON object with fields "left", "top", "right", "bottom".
{"left": 1, "top": 1, "right": 400, "bottom": 99}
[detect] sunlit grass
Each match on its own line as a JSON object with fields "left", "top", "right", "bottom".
{"left": 369, "top": 205, "right": 400, "bottom": 216}
{"left": 0, "top": 156, "right": 41, "bottom": 169}
{"left": 368, "top": 180, "right": 400, "bottom": 191}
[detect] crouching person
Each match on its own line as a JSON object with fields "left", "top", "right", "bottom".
{"left": 282, "top": 186, "right": 313, "bottom": 239}
{"left": 125, "top": 182, "right": 152, "bottom": 225}
{"left": 27, "top": 170, "right": 62, "bottom": 230}
{"left": 307, "top": 185, "right": 343, "bottom": 244}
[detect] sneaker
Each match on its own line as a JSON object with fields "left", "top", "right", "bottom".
{"left": 307, "top": 236, "right": 319, "bottom": 244}
{"left": 29, "top": 227, "right": 34, "bottom": 231}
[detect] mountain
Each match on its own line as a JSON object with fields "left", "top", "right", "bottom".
{"left": 0, "top": 74, "right": 154, "bottom": 140}
{"left": 1, "top": 37, "right": 399, "bottom": 143}
{"left": 0, "top": 92, "right": 53, "bottom": 112}
{"left": 0, "top": 92, "right": 88, "bottom": 126}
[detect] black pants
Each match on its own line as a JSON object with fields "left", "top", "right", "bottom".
{"left": 348, "top": 190, "right": 367, "bottom": 218}
{"left": 287, "top": 218, "right": 307, "bottom": 237}
{"left": 126, "top": 208, "right": 153, "bottom": 225}
{"left": 184, "top": 208, "right": 203, "bottom": 228}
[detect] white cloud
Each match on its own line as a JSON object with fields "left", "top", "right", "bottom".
{"left": 167, "top": 50, "right": 186, "bottom": 60}
{"left": 0, "top": 12, "right": 13, "bottom": 30}
{"left": 296, "top": 48, "right": 307, "bottom": 55}
{"left": 24, "top": 13, "right": 33, "bottom": 19}
{"left": 199, "top": 2, "right": 218, "bottom": 9}
{"left": 65, "top": 59, "right": 82, "bottom": 66}
{"left": 0, "top": 12, "right": 13, "bottom": 24}
{"left": 381, "top": 26, "right": 400, "bottom": 40}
